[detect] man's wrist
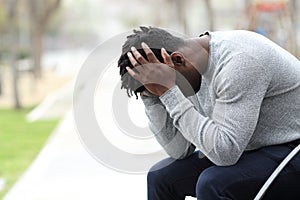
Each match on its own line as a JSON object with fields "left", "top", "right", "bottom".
{"left": 159, "top": 85, "right": 179, "bottom": 100}
{"left": 159, "top": 85, "right": 187, "bottom": 112}
{"left": 158, "top": 84, "right": 176, "bottom": 97}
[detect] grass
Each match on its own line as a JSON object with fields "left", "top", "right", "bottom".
{"left": 0, "top": 107, "right": 60, "bottom": 199}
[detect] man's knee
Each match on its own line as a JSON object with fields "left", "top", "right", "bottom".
{"left": 147, "top": 169, "right": 164, "bottom": 188}
{"left": 147, "top": 158, "right": 174, "bottom": 188}
{"left": 196, "top": 167, "right": 224, "bottom": 199}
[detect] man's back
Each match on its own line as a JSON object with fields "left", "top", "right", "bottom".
{"left": 200, "top": 30, "right": 300, "bottom": 150}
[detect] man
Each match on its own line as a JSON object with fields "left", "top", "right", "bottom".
{"left": 117, "top": 26, "right": 300, "bottom": 200}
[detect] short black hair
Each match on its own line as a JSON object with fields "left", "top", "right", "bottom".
{"left": 117, "top": 26, "right": 184, "bottom": 98}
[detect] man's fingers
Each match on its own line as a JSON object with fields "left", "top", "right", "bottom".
{"left": 127, "top": 52, "right": 140, "bottom": 67}
{"left": 141, "top": 42, "right": 159, "bottom": 63}
{"left": 131, "top": 47, "right": 148, "bottom": 64}
{"left": 161, "top": 48, "right": 174, "bottom": 67}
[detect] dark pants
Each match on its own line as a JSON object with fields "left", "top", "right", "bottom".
{"left": 147, "top": 142, "right": 300, "bottom": 200}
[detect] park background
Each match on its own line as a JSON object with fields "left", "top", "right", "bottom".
{"left": 0, "top": 0, "right": 299, "bottom": 199}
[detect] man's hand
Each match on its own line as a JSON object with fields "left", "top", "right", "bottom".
{"left": 126, "top": 42, "right": 176, "bottom": 97}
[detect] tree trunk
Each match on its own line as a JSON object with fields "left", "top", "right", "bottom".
{"left": 6, "top": 0, "right": 21, "bottom": 109}
{"left": 32, "top": 24, "right": 44, "bottom": 78}
{"left": 12, "top": 56, "right": 21, "bottom": 109}
{"left": 174, "top": 0, "right": 188, "bottom": 34}
{"left": 204, "top": 0, "right": 215, "bottom": 31}
{"left": 27, "top": 0, "right": 61, "bottom": 78}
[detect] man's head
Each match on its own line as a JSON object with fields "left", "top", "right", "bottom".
{"left": 118, "top": 26, "right": 185, "bottom": 98}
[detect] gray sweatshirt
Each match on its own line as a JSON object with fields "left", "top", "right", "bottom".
{"left": 142, "top": 30, "right": 300, "bottom": 166}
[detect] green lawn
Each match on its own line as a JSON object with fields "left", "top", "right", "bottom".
{"left": 0, "top": 107, "right": 60, "bottom": 199}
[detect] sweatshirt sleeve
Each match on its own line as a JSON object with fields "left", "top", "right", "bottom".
{"left": 159, "top": 54, "right": 271, "bottom": 166}
{"left": 141, "top": 95, "right": 196, "bottom": 159}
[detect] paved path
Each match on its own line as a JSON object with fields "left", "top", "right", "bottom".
{"left": 4, "top": 112, "right": 148, "bottom": 200}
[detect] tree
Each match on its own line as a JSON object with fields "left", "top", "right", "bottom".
{"left": 27, "top": 0, "right": 61, "bottom": 78}
{"left": 3, "top": 0, "right": 21, "bottom": 109}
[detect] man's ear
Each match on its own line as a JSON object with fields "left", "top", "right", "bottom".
{"left": 171, "top": 52, "right": 185, "bottom": 66}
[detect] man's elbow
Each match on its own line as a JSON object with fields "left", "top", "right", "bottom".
{"left": 167, "top": 144, "right": 195, "bottom": 160}
{"left": 214, "top": 158, "right": 239, "bottom": 166}
{"left": 208, "top": 149, "right": 241, "bottom": 166}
